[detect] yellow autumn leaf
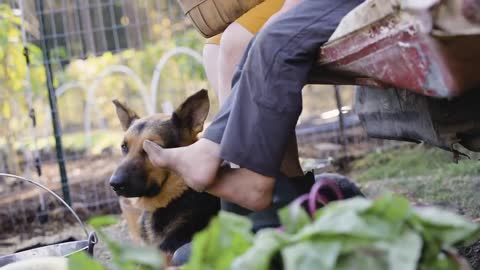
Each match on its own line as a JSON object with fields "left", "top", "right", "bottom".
{"left": 2, "top": 102, "right": 10, "bottom": 118}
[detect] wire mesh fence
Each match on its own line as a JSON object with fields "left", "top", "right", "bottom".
{"left": 0, "top": 0, "right": 395, "bottom": 251}
{"left": 0, "top": 0, "right": 210, "bottom": 248}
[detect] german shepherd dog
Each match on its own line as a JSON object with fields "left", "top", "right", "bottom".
{"left": 110, "top": 90, "right": 220, "bottom": 254}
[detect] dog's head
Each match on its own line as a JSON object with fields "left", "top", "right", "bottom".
{"left": 109, "top": 90, "right": 209, "bottom": 209}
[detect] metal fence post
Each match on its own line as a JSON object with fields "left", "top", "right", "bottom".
{"left": 334, "top": 85, "right": 348, "bottom": 158}
{"left": 36, "top": 0, "right": 71, "bottom": 205}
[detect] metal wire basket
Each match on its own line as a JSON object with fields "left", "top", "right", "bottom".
{"left": 0, "top": 173, "right": 97, "bottom": 268}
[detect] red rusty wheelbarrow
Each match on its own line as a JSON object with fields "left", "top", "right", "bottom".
{"left": 311, "top": 0, "right": 480, "bottom": 98}
{"left": 308, "top": 0, "right": 480, "bottom": 153}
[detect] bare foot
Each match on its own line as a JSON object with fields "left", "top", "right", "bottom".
{"left": 207, "top": 167, "right": 274, "bottom": 211}
{"left": 143, "top": 138, "right": 222, "bottom": 191}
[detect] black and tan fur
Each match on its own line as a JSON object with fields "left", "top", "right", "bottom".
{"left": 110, "top": 89, "right": 220, "bottom": 254}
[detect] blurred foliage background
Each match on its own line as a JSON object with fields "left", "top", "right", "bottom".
{"left": 0, "top": 1, "right": 216, "bottom": 172}
{"left": 0, "top": 3, "right": 46, "bottom": 173}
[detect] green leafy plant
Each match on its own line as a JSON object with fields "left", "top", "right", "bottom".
{"left": 185, "top": 212, "right": 254, "bottom": 270}
{"left": 186, "top": 194, "right": 480, "bottom": 270}
{"left": 68, "top": 215, "right": 165, "bottom": 270}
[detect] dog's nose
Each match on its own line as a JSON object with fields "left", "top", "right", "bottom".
{"left": 109, "top": 174, "right": 126, "bottom": 191}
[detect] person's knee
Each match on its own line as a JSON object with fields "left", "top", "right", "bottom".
{"left": 252, "top": 23, "right": 289, "bottom": 63}
{"left": 217, "top": 23, "right": 254, "bottom": 102}
{"left": 219, "top": 22, "right": 253, "bottom": 59}
{"left": 203, "top": 44, "right": 218, "bottom": 60}
{"left": 283, "top": 0, "right": 301, "bottom": 9}
{"left": 202, "top": 44, "right": 220, "bottom": 95}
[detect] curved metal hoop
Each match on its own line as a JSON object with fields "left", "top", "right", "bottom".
{"left": 0, "top": 173, "right": 89, "bottom": 238}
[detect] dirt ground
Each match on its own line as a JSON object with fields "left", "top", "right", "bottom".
{"left": 0, "top": 154, "right": 121, "bottom": 241}
{"left": 460, "top": 240, "right": 480, "bottom": 270}
{"left": 0, "top": 152, "right": 137, "bottom": 269}
{"left": 0, "top": 216, "right": 132, "bottom": 268}
{"left": 93, "top": 218, "right": 135, "bottom": 267}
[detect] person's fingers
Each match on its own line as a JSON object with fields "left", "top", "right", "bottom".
{"left": 143, "top": 139, "right": 164, "bottom": 167}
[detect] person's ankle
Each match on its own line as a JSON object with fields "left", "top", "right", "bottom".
{"left": 248, "top": 179, "right": 274, "bottom": 211}
{"left": 249, "top": 192, "right": 273, "bottom": 211}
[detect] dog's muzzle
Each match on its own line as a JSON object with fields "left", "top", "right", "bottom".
{"left": 109, "top": 174, "right": 127, "bottom": 194}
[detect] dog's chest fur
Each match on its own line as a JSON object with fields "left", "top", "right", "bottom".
{"left": 140, "top": 188, "right": 220, "bottom": 253}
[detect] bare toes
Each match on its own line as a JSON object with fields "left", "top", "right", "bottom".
{"left": 143, "top": 140, "right": 167, "bottom": 167}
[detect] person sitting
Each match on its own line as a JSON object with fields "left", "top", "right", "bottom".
{"left": 203, "top": 0, "right": 304, "bottom": 179}
{"left": 144, "top": 0, "right": 365, "bottom": 211}
{"left": 168, "top": 1, "right": 311, "bottom": 266}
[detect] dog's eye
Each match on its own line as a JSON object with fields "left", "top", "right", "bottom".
{"left": 121, "top": 142, "right": 128, "bottom": 154}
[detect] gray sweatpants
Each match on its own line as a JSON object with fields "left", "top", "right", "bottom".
{"left": 204, "top": 0, "right": 363, "bottom": 176}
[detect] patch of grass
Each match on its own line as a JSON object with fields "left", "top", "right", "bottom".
{"left": 350, "top": 144, "right": 480, "bottom": 182}
{"left": 361, "top": 176, "right": 480, "bottom": 219}
{"left": 351, "top": 144, "right": 480, "bottom": 219}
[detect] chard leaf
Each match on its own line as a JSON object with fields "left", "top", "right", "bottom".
{"left": 281, "top": 241, "right": 341, "bottom": 270}
{"left": 335, "top": 249, "right": 389, "bottom": 270}
{"left": 413, "top": 206, "right": 480, "bottom": 245}
{"left": 68, "top": 252, "right": 105, "bottom": 270}
{"left": 364, "top": 194, "right": 412, "bottom": 223}
{"left": 383, "top": 229, "right": 423, "bottom": 270}
{"left": 185, "top": 211, "right": 253, "bottom": 270}
{"left": 232, "top": 229, "right": 290, "bottom": 270}
{"left": 278, "top": 202, "right": 311, "bottom": 234}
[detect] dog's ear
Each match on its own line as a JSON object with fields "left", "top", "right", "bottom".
{"left": 172, "top": 89, "right": 210, "bottom": 135}
{"left": 112, "top": 100, "right": 139, "bottom": 131}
